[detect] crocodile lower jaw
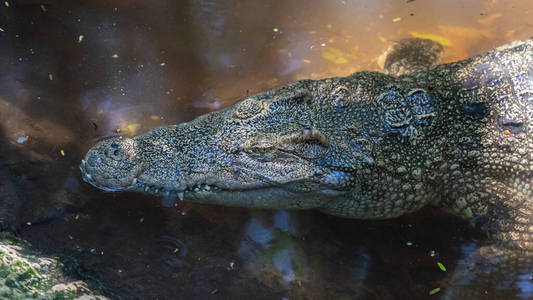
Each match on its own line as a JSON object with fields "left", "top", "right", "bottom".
{"left": 131, "top": 179, "right": 225, "bottom": 201}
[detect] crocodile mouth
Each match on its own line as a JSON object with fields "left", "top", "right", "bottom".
{"left": 79, "top": 157, "right": 286, "bottom": 203}
{"left": 131, "top": 179, "right": 226, "bottom": 202}
{"left": 128, "top": 176, "right": 346, "bottom": 208}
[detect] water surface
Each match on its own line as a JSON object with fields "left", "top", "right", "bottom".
{"left": 0, "top": 0, "right": 532, "bottom": 299}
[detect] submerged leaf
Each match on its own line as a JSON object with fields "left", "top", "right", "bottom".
{"left": 429, "top": 287, "right": 441, "bottom": 295}
{"left": 438, "top": 25, "right": 493, "bottom": 39}
{"left": 409, "top": 32, "right": 452, "bottom": 46}
{"left": 126, "top": 123, "right": 141, "bottom": 135}
{"left": 322, "top": 47, "right": 349, "bottom": 64}
{"left": 437, "top": 262, "right": 446, "bottom": 271}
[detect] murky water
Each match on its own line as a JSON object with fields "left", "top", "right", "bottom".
{"left": 0, "top": 0, "right": 532, "bottom": 299}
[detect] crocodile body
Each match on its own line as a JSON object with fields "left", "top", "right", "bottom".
{"left": 81, "top": 39, "right": 533, "bottom": 252}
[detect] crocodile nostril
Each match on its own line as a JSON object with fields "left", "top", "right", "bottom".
{"left": 113, "top": 149, "right": 120, "bottom": 156}
{"left": 111, "top": 143, "right": 119, "bottom": 148}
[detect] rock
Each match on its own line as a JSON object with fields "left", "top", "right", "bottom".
{"left": 0, "top": 232, "right": 108, "bottom": 299}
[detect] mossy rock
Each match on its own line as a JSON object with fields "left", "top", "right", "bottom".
{"left": 0, "top": 232, "right": 108, "bottom": 300}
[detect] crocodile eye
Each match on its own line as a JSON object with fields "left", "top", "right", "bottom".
{"left": 292, "top": 128, "right": 328, "bottom": 146}
{"left": 282, "top": 128, "right": 328, "bottom": 159}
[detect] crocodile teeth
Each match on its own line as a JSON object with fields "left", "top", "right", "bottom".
{"left": 154, "top": 188, "right": 159, "bottom": 193}
{"left": 86, "top": 174, "right": 92, "bottom": 180}
{"left": 204, "top": 185, "right": 210, "bottom": 191}
{"left": 144, "top": 186, "right": 150, "bottom": 192}
{"left": 194, "top": 187, "right": 200, "bottom": 192}
{"left": 177, "top": 192, "right": 184, "bottom": 201}
{"left": 81, "top": 159, "right": 86, "bottom": 166}
{"left": 132, "top": 178, "right": 137, "bottom": 185}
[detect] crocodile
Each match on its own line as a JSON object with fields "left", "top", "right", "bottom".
{"left": 81, "top": 39, "right": 533, "bottom": 254}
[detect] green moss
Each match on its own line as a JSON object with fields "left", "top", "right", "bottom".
{"left": 1, "top": 259, "right": 48, "bottom": 294}
{"left": 52, "top": 288, "right": 77, "bottom": 300}
{"left": 0, "top": 238, "right": 104, "bottom": 299}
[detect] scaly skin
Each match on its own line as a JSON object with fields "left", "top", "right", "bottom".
{"left": 81, "top": 40, "right": 532, "bottom": 253}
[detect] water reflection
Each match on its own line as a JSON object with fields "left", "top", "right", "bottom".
{"left": 0, "top": 0, "right": 532, "bottom": 299}
{"left": 238, "top": 211, "right": 303, "bottom": 288}
{"left": 516, "top": 274, "right": 533, "bottom": 298}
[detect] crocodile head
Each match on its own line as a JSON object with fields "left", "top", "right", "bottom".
{"left": 81, "top": 80, "right": 367, "bottom": 209}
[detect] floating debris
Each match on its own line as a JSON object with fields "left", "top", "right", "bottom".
{"left": 406, "top": 241, "right": 413, "bottom": 246}
{"left": 40, "top": 4, "right": 46, "bottom": 11}
{"left": 160, "top": 62, "right": 166, "bottom": 66}
{"left": 322, "top": 47, "right": 349, "bottom": 64}
{"left": 112, "top": 53, "right": 119, "bottom": 59}
{"left": 48, "top": 73, "right": 53, "bottom": 80}
{"left": 272, "top": 27, "right": 279, "bottom": 32}
{"left": 410, "top": 31, "right": 452, "bottom": 46}
{"left": 78, "top": 35, "right": 84, "bottom": 43}
{"left": 60, "top": 149, "right": 65, "bottom": 156}
{"left": 126, "top": 123, "right": 141, "bottom": 135}
{"left": 429, "top": 287, "right": 441, "bottom": 295}
{"left": 4, "top": 1, "right": 9, "bottom": 7}
{"left": 392, "top": 17, "right": 402, "bottom": 22}
{"left": 17, "top": 136, "right": 29, "bottom": 143}
{"left": 0, "top": 28, "right": 4, "bottom": 32}
{"left": 151, "top": 115, "right": 160, "bottom": 120}
{"left": 437, "top": 262, "right": 447, "bottom": 271}
{"left": 26, "top": 221, "right": 32, "bottom": 226}
{"left": 478, "top": 13, "right": 502, "bottom": 27}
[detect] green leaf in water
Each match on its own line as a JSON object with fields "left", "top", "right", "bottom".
{"left": 429, "top": 287, "right": 441, "bottom": 295}
{"left": 437, "top": 262, "right": 446, "bottom": 271}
